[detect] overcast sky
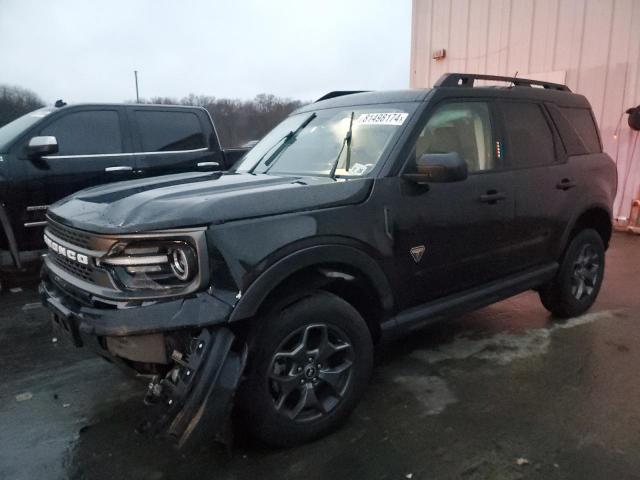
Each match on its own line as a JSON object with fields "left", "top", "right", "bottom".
{"left": 0, "top": 0, "right": 411, "bottom": 104}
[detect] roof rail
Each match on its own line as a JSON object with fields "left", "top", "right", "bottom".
{"left": 315, "top": 90, "right": 369, "bottom": 102}
{"left": 434, "top": 73, "right": 571, "bottom": 92}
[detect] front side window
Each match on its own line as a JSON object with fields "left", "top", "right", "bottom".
{"left": 414, "top": 102, "right": 494, "bottom": 172}
{"left": 0, "top": 108, "right": 55, "bottom": 152}
{"left": 135, "top": 111, "right": 206, "bottom": 152}
{"left": 236, "top": 105, "right": 415, "bottom": 177}
{"left": 41, "top": 110, "right": 122, "bottom": 156}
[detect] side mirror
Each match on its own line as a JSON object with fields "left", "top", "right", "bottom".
{"left": 403, "top": 152, "right": 468, "bottom": 184}
{"left": 27, "top": 136, "right": 59, "bottom": 158}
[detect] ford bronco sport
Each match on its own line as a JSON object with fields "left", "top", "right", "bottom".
{"left": 40, "top": 73, "right": 617, "bottom": 448}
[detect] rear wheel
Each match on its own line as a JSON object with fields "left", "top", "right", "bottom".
{"left": 237, "top": 291, "right": 373, "bottom": 447}
{"left": 539, "top": 228, "right": 605, "bottom": 318}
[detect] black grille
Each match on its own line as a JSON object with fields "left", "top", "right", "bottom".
{"left": 47, "top": 221, "right": 92, "bottom": 250}
{"left": 52, "top": 254, "right": 95, "bottom": 283}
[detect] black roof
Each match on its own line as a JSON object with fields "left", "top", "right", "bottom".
{"left": 303, "top": 73, "right": 590, "bottom": 112}
{"left": 54, "top": 103, "right": 207, "bottom": 111}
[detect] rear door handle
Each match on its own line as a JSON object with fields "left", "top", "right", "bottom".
{"left": 556, "top": 178, "right": 576, "bottom": 190}
{"left": 479, "top": 190, "right": 506, "bottom": 204}
{"left": 105, "top": 166, "right": 133, "bottom": 172}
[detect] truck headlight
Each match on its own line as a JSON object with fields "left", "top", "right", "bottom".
{"left": 100, "top": 241, "right": 199, "bottom": 291}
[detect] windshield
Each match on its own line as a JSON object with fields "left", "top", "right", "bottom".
{"left": 0, "top": 107, "right": 55, "bottom": 152}
{"left": 236, "top": 104, "right": 416, "bottom": 177}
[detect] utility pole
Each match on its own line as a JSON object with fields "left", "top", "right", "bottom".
{"left": 134, "top": 70, "right": 140, "bottom": 103}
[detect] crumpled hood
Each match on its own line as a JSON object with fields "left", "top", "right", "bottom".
{"left": 48, "top": 171, "right": 373, "bottom": 234}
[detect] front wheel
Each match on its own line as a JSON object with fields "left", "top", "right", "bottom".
{"left": 539, "top": 228, "right": 605, "bottom": 318}
{"left": 237, "top": 291, "right": 373, "bottom": 447}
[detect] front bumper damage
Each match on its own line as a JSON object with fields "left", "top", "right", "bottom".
{"left": 39, "top": 273, "right": 248, "bottom": 449}
{"left": 143, "top": 328, "right": 247, "bottom": 449}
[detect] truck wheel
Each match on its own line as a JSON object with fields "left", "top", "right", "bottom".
{"left": 539, "top": 228, "right": 605, "bottom": 318}
{"left": 237, "top": 291, "right": 373, "bottom": 447}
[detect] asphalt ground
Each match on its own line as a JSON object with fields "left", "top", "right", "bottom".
{"left": 1, "top": 232, "right": 639, "bottom": 480}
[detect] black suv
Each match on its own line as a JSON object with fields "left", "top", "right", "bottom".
{"left": 0, "top": 103, "right": 247, "bottom": 271}
{"left": 41, "top": 74, "right": 616, "bottom": 448}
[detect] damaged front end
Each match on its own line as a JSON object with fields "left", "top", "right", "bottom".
{"left": 141, "top": 328, "right": 247, "bottom": 449}
{"left": 40, "top": 268, "right": 248, "bottom": 450}
{"left": 38, "top": 217, "right": 253, "bottom": 448}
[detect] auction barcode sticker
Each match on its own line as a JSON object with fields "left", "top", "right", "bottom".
{"left": 356, "top": 112, "right": 408, "bottom": 126}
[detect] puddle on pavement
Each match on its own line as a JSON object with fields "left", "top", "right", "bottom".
{"left": 411, "top": 309, "right": 621, "bottom": 367}
{"left": 379, "top": 309, "right": 623, "bottom": 421}
{"left": 392, "top": 375, "right": 457, "bottom": 415}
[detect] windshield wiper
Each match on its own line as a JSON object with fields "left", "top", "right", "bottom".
{"left": 248, "top": 113, "right": 317, "bottom": 174}
{"left": 329, "top": 111, "right": 355, "bottom": 179}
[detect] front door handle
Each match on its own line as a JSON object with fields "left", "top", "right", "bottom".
{"left": 105, "top": 166, "right": 133, "bottom": 172}
{"left": 556, "top": 178, "right": 576, "bottom": 190}
{"left": 197, "top": 161, "right": 220, "bottom": 169}
{"left": 479, "top": 190, "right": 506, "bottom": 204}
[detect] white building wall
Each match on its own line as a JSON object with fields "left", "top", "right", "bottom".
{"left": 410, "top": 0, "right": 640, "bottom": 219}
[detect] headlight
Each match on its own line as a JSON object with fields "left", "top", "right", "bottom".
{"left": 99, "top": 240, "right": 199, "bottom": 291}
{"left": 169, "top": 245, "right": 197, "bottom": 281}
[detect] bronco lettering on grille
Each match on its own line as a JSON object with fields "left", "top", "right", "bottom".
{"left": 44, "top": 234, "right": 89, "bottom": 265}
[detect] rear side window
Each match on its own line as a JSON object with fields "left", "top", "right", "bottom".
{"left": 502, "top": 102, "right": 555, "bottom": 168}
{"left": 558, "top": 107, "right": 601, "bottom": 153}
{"left": 41, "top": 110, "right": 122, "bottom": 156}
{"left": 546, "top": 104, "right": 588, "bottom": 155}
{"left": 135, "top": 111, "right": 206, "bottom": 152}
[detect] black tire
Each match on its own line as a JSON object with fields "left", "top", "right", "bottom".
{"left": 237, "top": 291, "right": 373, "bottom": 447}
{"left": 539, "top": 228, "right": 605, "bottom": 318}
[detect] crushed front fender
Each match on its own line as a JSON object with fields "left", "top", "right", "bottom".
{"left": 143, "top": 327, "right": 247, "bottom": 449}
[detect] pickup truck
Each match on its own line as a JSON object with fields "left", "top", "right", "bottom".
{"left": 0, "top": 103, "right": 249, "bottom": 271}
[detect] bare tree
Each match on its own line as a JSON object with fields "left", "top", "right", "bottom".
{"left": 0, "top": 85, "right": 45, "bottom": 127}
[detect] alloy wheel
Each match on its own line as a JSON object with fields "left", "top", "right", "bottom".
{"left": 267, "top": 323, "right": 354, "bottom": 423}
{"left": 571, "top": 243, "right": 601, "bottom": 301}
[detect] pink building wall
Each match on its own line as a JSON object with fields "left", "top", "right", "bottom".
{"left": 410, "top": 0, "right": 640, "bottom": 220}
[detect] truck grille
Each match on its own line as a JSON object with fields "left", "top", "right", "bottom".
{"left": 46, "top": 220, "right": 92, "bottom": 250}
{"left": 52, "top": 253, "right": 95, "bottom": 283}
{"left": 46, "top": 219, "right": 100, "bottom": 284}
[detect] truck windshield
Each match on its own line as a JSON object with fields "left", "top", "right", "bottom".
{"left": 0, "top": 107, "right": 55, "bottom": 152}
{"left": 236, "top": 104, "right": 415, "bottom": 178}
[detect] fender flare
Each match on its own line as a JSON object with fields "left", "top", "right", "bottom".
{"left": 0, "top": 203, "right": 21, "bottom": 269}
{"left": 557, "top": 201, "right": 612, "bottom": 256}
{"left": 228, "top": 244, "right": 394, "bottom": 322}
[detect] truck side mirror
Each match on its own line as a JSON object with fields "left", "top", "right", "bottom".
{"left": 27, "top": 136, "right": 59, "bottom": 158}
{"left": 403, "top": 152, "right": 468, "bottom": 184}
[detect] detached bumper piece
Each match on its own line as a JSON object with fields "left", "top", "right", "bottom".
{"left": 143, "top": 327, "right": 247, "bottom": 449}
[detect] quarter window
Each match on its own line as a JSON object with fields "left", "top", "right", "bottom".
{"left": 41, "top": 110, "right": 122, "bottom": 156}
{"left": 135, "top": 111, "right": 206, "bottom": 152}
{"left": 558, "top": 107, "right": 601, "bottom": 153}
{"left": 502, "top": 102, "right": 555, "bottom": 167}
{"left": 415, "top": 102, "right": 494, "bottom": 172}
